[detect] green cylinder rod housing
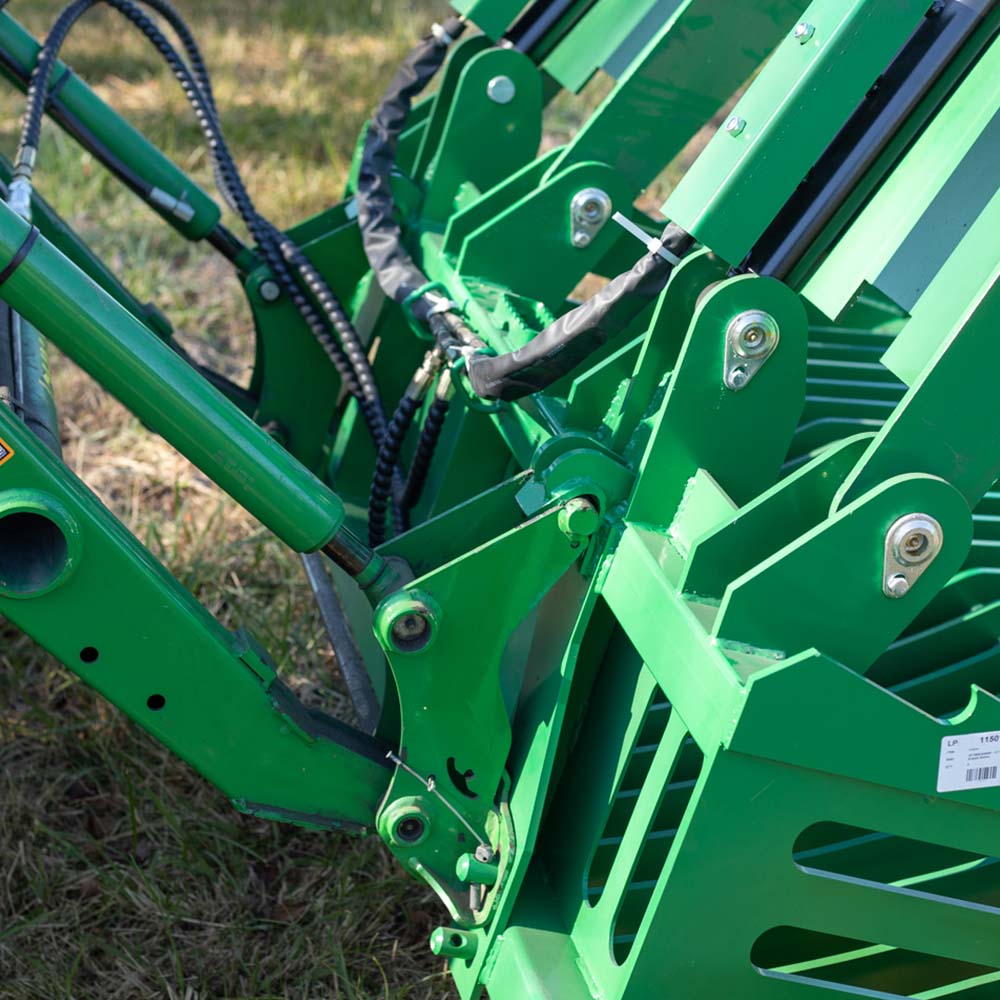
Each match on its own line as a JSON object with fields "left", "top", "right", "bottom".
{"left": 0, "top": 204, "right": 345, "bottom": 552}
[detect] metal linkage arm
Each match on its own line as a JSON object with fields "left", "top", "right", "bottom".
{"left": 0, "top": 10, "right": 223, "bottom": 244}
{"left": 0, "top": 394, "right": 392, "bottom": 831}
{"left": 0, "top": 200, "right": 381, "bottom": 581}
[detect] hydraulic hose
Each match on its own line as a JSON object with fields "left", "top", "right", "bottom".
{"left": 357, "top": 16, "right": 695, "bottom": 408}
{"left": 17, "top": 0, "right": 393, "bottom": 457}
{"left": 401, "top": 377, "right": 451, "bottom": 523}
{"left": 368, "top": 349, "right": 445, "bottom": 547}
{"left": 356, "top": 14, "right": 466, "bottom": 323}
{"left": 466, "top": 223, "right": 695, "bottom": 401}
{"left": 368, "top": 396, "right": 420, "bottom": 548}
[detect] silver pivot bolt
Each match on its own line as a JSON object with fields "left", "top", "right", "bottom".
{"left": 725, "top": 116, "right": 747, "bottom": 137}
{"left": 487, "top": 76, "right": 516, "bottom": 104}
{"left": 723, "top": 311, "right": 780, "bottom": 390}
{"left": 882, "top": 513, "right": 943, "bottom": 598}
{"left": 570, "top": 188, "right": 613, "bottom": 249}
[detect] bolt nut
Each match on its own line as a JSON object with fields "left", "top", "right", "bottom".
{"left": 487, "top": 75, "right": 516, "bottom": 104}
{"left": 886, "top": 573, "right": 911, "bottom": 599}
{"left": 259, "top": 279, "right": 281, "bottom": 303}
{"left": 794, "top": 21, "right": 816, "bottom": 43}
{"left": 725, "top": 116, "right": 747, "bottom": 136}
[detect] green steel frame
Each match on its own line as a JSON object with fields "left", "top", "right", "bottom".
{"left": 1, "top": 0, "right": 1000, "bottom": 996}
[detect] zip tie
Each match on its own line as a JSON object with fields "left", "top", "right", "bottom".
{"left": 386, "top": 751, "right": 488, "bottom": 847}
{"left": 612, "top": 211, "right": 682, "bottom": 266}
{"left": 431, "top": 22, "right": 454, "bottom": 46}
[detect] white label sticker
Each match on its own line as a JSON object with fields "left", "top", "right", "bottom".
{"left": 938, "top": 730, "right": 1000, "bottom": 792}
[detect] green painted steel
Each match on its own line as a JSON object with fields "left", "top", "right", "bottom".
{"left": 0, "top": 12, "right": 222, "bottom": 241}
{"left": 663, "top": 0, "right": 929, "bottom": 264}
{"left": 0, "top": 203, "right": 345, "bottom": 552}
{"left": 1, "top": 0, "right": 999, "bottom": 997}
{"left": 0, "top": 402, "right": 390, "bottom": 829}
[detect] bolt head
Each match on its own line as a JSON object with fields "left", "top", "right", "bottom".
{"left": 886, "top": 573, "right": 911, "bottom": 599}
{"left": 727, "top": 366, "right": 750, "bottom": 390}
{"left": 794, "top": 21, "right": 816, "bottom": 43}
{"left": 901, "top": 530, "right": 930, "bottom": 560}
{"left": 572, "top": 230, "right": 591, "bottom": 248}
{"left": 725, "top": 116, "right": 747, "bottom": 136}
{"left": 259, "top": 279, "right": 281, "bottom": 303}
{"left": 487, "top": 75, "right": 516, "bottom": 104}
{"left": 738, "top": 323, "right": 771, "bottom": 357}
{"left": 889, "top": 514, "right": 942, "bottom": 567}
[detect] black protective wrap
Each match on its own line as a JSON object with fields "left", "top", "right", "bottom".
{"left": 356, "top": 14, "right": 465, "bottom": 320}
{"left": 466, "top": 224, "right": 694, "bottom": 401}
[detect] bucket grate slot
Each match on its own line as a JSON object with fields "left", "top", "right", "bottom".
{"left": 752, "top": 926, "right": 1000, "bottom": 997}
{"left": 793, "top": 823, "right": 1000, "bottom": 909}
{"left": 610, "top": 732, "right": 704, "bottom": 965}
{"left": 586, "top": 694, "right": 672, "bottom": 897}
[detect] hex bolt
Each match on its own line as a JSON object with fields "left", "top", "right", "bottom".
{"left": 390, "top": 611, "right": 432, "bottom": 653}
{"left": 794, "top": 22, "right": 816, "bottom": 43}
{"left": 725, "top": 116, "right": 747, "bottom": 137}
{"left": 487, "top": 75, "right": 516, "bottom": 104}
{"left": 886, "top": 573, "right": 911, "bottom": 599}
{"left": 259, "top": 279, "right": 281, "bottom": 303}
{"left": 727, "top": 366, "right": 750, "bottom": 390}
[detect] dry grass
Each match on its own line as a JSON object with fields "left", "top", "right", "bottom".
{"left": 0, "top": 2, "right": 458, "bottom": 997}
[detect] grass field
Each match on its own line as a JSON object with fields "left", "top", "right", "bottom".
{"left": 0, "top": 2, "right": 461, "bottom": 997}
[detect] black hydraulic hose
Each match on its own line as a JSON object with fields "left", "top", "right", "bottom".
{"left": 368, "top": 349, "right": 444, "bottom": 546}
{"left": 466, "top": 223, "right": 695, "bottom": 402}
{"left": 15, "top": 0, "right": 89, "bottom": 166}
{"left": 104, "top": 1, "right": 385, "bottom": 437}
{"left": 401, "top": 391, "right": 450, "bottom": 522}
{"left": 20, "top": 0, "right": 392, "bottom": 453}
{"left": 368, "top": 395, "right": 420, "bottom": 548}
{"left": 356, "top": 14, "right": 465, "bottom": 323}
